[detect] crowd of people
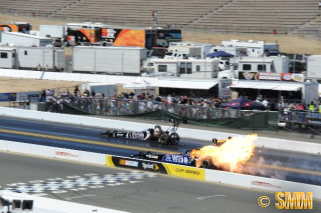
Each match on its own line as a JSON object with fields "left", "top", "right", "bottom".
{"left": 39, "top": 85, "right": 321, "bottom": 122}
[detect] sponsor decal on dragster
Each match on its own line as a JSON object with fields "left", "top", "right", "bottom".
{"left": 161, "top": 155, "right": 193, "bottom": 166}
{"left": 129, "top": 132, "right": 145, "bottom": 140}
{"left": 110, "top": 156, "right": 167, "bottom": 174}
{"left": 146, "top": 154, "right": 159, "bottom": 160}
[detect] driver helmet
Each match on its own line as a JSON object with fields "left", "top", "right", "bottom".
{"left": 154, "top": 125, "right": 163, "bottom": 136}
{"left": 212, "top": 138, "right": 218, "bottom": 146}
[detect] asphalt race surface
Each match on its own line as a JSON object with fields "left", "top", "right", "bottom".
{"left": 0, "top": 116, "right": 321, "bottom": 186}
{"left": 0, "top": 152, "right": 320, "bottom": 213}
{"left": 0, "top": 117, "right": 321, "bottom": 185}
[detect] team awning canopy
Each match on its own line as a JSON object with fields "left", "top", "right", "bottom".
{"left": 150, "top": 79, "right": 219, "bottom": 90}
{"left": 230, "top": 81, "right": 303, "bottom": 91}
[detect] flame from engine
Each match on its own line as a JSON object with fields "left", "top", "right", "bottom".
{"left": 192, "top": 134, "right": 257, "bottom": 172}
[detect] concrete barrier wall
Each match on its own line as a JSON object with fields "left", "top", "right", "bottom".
{"left": 1, "top": 138, "right": 321, "bottom": 201}
{"left": 0, "top": 69, "right": 158, "bottom": 84}
{"left": 0, "top": 107, "right": 320, "bottom": 155}
{"left": 206, "top": 169, "right": 321, "bottom": 199}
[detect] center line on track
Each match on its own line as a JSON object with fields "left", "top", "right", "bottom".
{"left": 65, "top": 194, "right": 96, "bottom": 200}
{"left": 197, "top": 195, "right": 227, "bottom": 200}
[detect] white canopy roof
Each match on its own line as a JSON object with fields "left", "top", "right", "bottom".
{"left": 230, "top": 81, "right": 303, "bottom": 91}
{"left": 123, "top": 77, "right": 150, "bottom": 89}
{"left": 150, "top": 79, "right": 219, "bottom": 90}
{"left": 272, "top": 85, "right": 302, "bottom": 91}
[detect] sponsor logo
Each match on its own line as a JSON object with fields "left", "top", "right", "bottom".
{"left": 146, "top": 154, "right": 159, "bottom": 159}
{"left": 162, "top": 155, "right": 191, "bottom": 165}
{"left": 142, "top": 162, "right": 159, "bottom": 171}
{"left": 252, "top": 181, "right": 281, "bottom": 189}
{"left": 130, "top": 132, "right": 144, "bottom": 139}
{"left": 259, "top": 192, "right": 313, "bottom": 209}
{"left": 119, "top": 159, "right": 139, "bottom": 167}
{"left": 106, "top": 29, "right": 116, "bottom": 38}
{"left": 258, "top": 73, "right": 281, "bottom": 81}
{"left": 175, "top": 168, "right": 200, "bottom": 175}
{"left": 55, "top": 151, "right": 78, "bottom": 158}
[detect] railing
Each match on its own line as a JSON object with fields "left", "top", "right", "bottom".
{"left": 65, "top": 97, "right": 266, "bottom": 120}
{"left": 279, "top": 109, "right": 321, "bottom": 124}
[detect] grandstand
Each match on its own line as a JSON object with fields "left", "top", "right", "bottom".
{"left": 0, "top": 0, "right": 320, "bottom": 36}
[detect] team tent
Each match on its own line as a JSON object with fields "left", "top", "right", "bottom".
{"left": 218, "top": 96, "right": 265, "bottom": 110}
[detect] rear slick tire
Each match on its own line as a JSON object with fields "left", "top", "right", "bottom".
{"left": 158, "top": 133, "right": 169, "bottom": 145}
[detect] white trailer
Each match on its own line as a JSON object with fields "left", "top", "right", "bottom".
{"left": 168, "top": 45, "right": 201, "bottom": 58}
{"left": 72, "top": 46, "right": 147, "bottom": 74}
{"left": 142, "top": 58, "right": 219, "bottom": 78}
{"left": 221, "top": 40, "right": 279, "bottom": 57}
{"left": 307, "top": 55, "right": 321, "bottom": 80}
{"left": 169, "top": 42, "right": 215, "bottom": 58}
{"left": 40, "top": 25, "right": 65, "bottom": 38}
{"left": 16, "top": 47, "right": 65, "bottom": 71}
{"left": 218, "top": 56, "right": 289, "bottom": 79}
{"left": 209, "top": 46, "right": 247, "bottom": 58}
{"left": 81, "top": 82, "right": 117, "bottom": 98}
{"left": 0, "top": 32, "right": 53, "bottom": 47}
{"left": 0, "top": 47, "right": 16, "bottom": 68}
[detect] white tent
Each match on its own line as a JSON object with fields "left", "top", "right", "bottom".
{"left": 123, "top": 77, "right": 151, "bottom": 89}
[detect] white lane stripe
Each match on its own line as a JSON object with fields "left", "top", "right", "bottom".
{"left": 65, "top": 194, "right": 96, "bottom": 200}
{"left": 196, "top": 195, "right": 226, "bottom": 200}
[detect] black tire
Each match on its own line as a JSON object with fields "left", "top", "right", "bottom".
{"left": 106, "top": 131, "right": 112, "bottom": 138}
{"left": 169, "top": 133, "right": 180, "bottom": 145}
{"left": 202, "top": 160, "right": 211, "bottom": 169}
{"left": 158, "top": 133, "right": 170, "bottom": 145}
{"left": 138, "top": 152, "right": 144, "bottom": 158}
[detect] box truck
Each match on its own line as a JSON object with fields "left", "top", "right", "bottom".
{"left": 0, "top": 32, "right": 53, "bottom": 47}
{"left": 72, "top": 46, "right": 147, "bottom": 74}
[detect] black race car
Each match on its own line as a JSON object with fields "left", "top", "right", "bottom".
{"left": 99, "top": 118, "right": 187, "bottom": 145}
{"left": 131, "top": 136, "right": 232, "bottom": 168}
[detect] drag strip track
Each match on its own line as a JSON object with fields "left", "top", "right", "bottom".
{"left": 0, "top": 116, "right": 321, "bottom": 185}
{"left": 1, "top": 152, "right": 320, "bottom": 213}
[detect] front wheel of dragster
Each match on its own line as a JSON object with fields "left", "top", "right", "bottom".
{"left": 201, "top": 160, "right": 211, "bottom": 169}
{"left": 169, "top": 133, "right": 180, "bottom": 145}
{"left": 158, "top": 133, "right": 170, "bottom": 145}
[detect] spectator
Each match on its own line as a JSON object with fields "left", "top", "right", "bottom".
{"left": 277, "top": 100, "right": 284, "bottom": 111}
{"left": 39, "top": 89, "right": 46, "bottom": 102}
{"left": 167, "top": 94, "right": 173, "bottom": 103}
{"left": 155, "top": 96, "right": 162, "bottom": 102}
{"left": 83, "top": 89, "right": 90, "bottom": 97}
{"left": 74, "top": 85, "right": 79, "bottom": 97}
{"left": 262, "top": 98, "right": 269, "bottom": 109}
{"left": 308, "top": 101, "right": 316, "bottom": 112}
{"left": 91, "top": 89, "right": 96, "bottom": 97}
{"left": 298, "top": 103, "right": 305, "bottom": 111}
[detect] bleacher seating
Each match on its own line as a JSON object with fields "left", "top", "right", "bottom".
{"left": 0, "top": 0, "right": 320, "bottom": 35}
{"left": 188, "top": 0, "right": 321, "bottom": 34}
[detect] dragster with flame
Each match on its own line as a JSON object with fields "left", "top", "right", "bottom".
{"left": 131, "top": 135, "right": 257, "bottom": 171}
